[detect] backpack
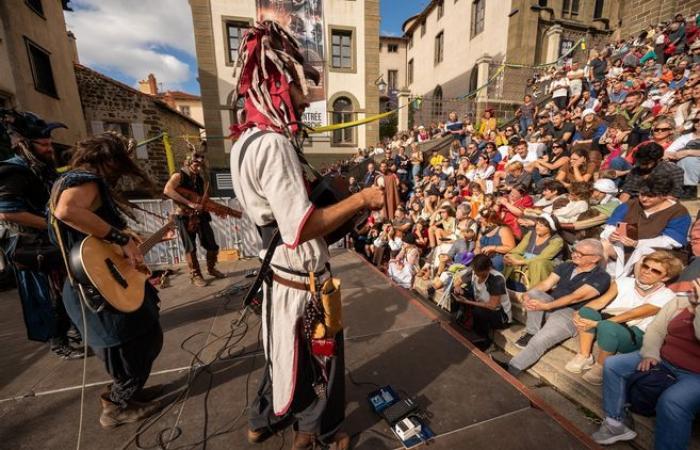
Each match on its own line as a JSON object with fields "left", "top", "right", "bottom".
{"left": 626, "top": 364, "right": 677, "bottom": 416}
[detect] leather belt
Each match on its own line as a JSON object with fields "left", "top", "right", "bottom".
{"left": 272, "top": 273, "right": 321, "bottom": 292}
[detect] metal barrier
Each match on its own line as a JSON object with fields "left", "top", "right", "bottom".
{"left": 126, "top": 198, "right": 261, "bottom": 267}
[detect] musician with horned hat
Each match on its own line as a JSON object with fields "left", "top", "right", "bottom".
{"left": 229, "top": 21, "right": 384, "bottom": 449}
{"left": 163, "top": 144, "right": 226, "bottom": 287}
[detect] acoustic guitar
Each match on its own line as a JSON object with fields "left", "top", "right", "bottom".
{"left": 69, "top": 219, "right": 175, "bottom": 313}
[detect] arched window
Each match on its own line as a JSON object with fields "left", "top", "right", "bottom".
{"left": 432, "top": 85, "right": 443, "bottom": 121}
{"left": 331, "top": 96, "right": 355, "bottom": 145}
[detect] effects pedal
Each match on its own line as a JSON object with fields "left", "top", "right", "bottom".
{"left": 382, "top": 398, "right": 418, "bottom": 425}
{"left": 394, "top": 417, "right": 422, "bottom": 441}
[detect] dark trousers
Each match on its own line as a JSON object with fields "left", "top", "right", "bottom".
{"left": 249, "top": 331, "right": 346, "bottom": 443}
{"left": 94, "top": 324, "right": 164, "bottom": 408}
{"left": 175, "top": 215, "right": 219, "bottom": 254}
{"left": 472, "top": 307, "right": 509, "bottom": 345}
{"left": 15, "top": 268, "right": 71, "bottom": 343}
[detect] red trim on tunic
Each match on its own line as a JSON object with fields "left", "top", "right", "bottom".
{"left": 285, "top": 204, "right": 315, "bottom": 250}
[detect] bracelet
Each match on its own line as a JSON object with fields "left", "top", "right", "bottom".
{"left": 103, "top": 226, "right": 130, "bottom": 246}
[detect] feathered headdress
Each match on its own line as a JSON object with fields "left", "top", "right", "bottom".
{"left": 230, "top": 20, "right": 320, "bottom": 139}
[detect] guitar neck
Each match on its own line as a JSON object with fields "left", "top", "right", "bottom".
{"left": 138, "top": 221, "right": 173, "bottom": 254}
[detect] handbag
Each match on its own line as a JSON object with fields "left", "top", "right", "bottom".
{"left": 626, "top": 364, "right": 677, "bottom": 416}
{"left": 8, "top": 233, "right": 63, "bottom": 272}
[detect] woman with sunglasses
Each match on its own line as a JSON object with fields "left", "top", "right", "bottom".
{"left": 567, "top": 251, "right": 683, "bottom": 385}
{"left": 529, "top": 141, "right": 570, "bottom": 189}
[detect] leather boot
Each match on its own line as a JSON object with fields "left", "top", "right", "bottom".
{"left": 292, "top": 431, "right": 317, "bottom": 450}
{"left": 247, "top": 427, "right": 272, "bottom": 444}
{"left": 185, "top": 253, "right": 207, "bottom": 287}
{"left": 99, "top": 393, "right": 160, "bottom": 429}
{"left": 206, "top": 250, "right": 226, "bottom": 279}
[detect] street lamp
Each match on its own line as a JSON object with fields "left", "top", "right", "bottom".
{"left": 375, "top": 76, "right": 387, "bottom": 94}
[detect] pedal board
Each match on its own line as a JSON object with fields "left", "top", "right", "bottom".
{"left": 367, "top": 385, "right": 434, "bottom": 449}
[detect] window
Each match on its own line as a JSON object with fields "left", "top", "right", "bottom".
{"left": 25, "top": 38, "right": 57, "bottom": 98}
{"left": 471, "top": 0, "right": 485, "bottom": 37}
{"left": 407, "top": 59, "right": 414, "bottom": 85}
{"left": 593, "top": 0, "right": 605, "bottom": 19}
{"left": 388, "top": 70, "right": 398, "bottom": 91}
{"left": 104, "top": 122, "right": 131, "bottom": 137}
{"left": 331, "top": 97, "right": 354, "bottom": 145}
{"left": 420, "top": 20, "right": 426, "bottom": 37}
{"left": 432, "top": 86, "right": 443, "bottom": 121}
{"left": 25, "top": 0, "right": 44, "bottom": 16}
{"left": 434, "top": 31, "right": 444, "bottom": 65}
{"left": 437, "top": 0, "right": 444, "bottom": 19}
{"left": 179, "top": 105, "right": 191, "bottom": 116}
{"left": 408, "top": 33, "right": 413, "bottom": 49}
{"left": 538, "top": 0, "right": 548, "bottom": 6}
{"left": 225, "top": 20, "right": 249, "bottom": 64}
{"left": 562, "top": 0, "right": 580, "bottom": 18}
{"left": 388, "top": 44, "right": 398, "bottom": 53}
{"left": 379, "top": 42, "right": 383, "bottom": 51}
{"left": 331, "top": 29, "right": 353, "bottom": 69}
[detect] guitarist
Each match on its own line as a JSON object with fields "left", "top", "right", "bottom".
{"left": 0, "top": 110, "right": 83, "bottom": 360}
{"left": 230, "top": 22, "right": 384, "bottom": 450}
{"left": 51, "top": 132, "right": 163, "bottom": 429}
{"left": 163, "top": 150, "right": 225, "bottom": 287}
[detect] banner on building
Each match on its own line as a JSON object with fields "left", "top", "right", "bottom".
{"left": 256, "top": 0, "right": 327, "bottom": 129}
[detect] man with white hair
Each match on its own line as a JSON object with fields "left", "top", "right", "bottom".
{"left": 505, "top": 239, "right": 611, "bottom": 375}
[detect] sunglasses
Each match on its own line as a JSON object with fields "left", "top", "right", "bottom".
{"left": 652, "top": 127, "right": 672, "bottom": 132}
{"left": 641, "top": 263, "right": 665, "bottom": 276}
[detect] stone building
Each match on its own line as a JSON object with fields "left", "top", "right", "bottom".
{"left": 379, "top": 35, "right": 407, "bottom": 112}
{"left": 74, "top": 64, "right": 203, "bottom": 194}
{"left": 616, "top": 0, "right": 700, "bottom": 39}
{"left": 0, "top": 0, "right": 86, "bottom": 151}
{"left": 397, "top": 0, "right": 619, "bottom": 127}
{"left": 189, "top": 0, "right": 381, "bottom": 174}
{"left": 138, "top": 73, "right": 206, "bottom": 127}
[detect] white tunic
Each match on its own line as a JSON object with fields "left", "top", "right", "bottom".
{"left": 230, "top": 127, "right": 330, "bottom": 415}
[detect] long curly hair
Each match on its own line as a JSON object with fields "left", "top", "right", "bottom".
{"left": 69, "top": 132, "right": 155, "bottom": 219}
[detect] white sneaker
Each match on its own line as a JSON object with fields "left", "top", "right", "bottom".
{"left": 564, "top": 354, "right": 594, "bottom": 373}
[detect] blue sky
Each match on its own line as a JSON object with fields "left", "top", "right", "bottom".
{"left": 65, "top": 0, "right": 428, "bottom": 96}
{"left": 381, "top": 0, "right": 430, "bottom": 36}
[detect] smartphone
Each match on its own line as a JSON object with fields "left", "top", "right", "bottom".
{"left": 616, "top": 222, "right": 628, "bottom": 237}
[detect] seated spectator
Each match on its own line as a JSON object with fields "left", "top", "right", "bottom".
{"left": 665, "top": 113, "right": 700, "bottom": 199}
{"left": 619, "top": 141, "right": 684, "bottom": 202}
{"left": 560, "top": 148, "right": 595, "bottom": 189}
{"left": 494, "top": 160, "right": 533, "bottom": 193}
{"left": 601, "top": 177, "right": 691, "bottom": 278}
{"left": 475, "top": 210, "right": 516, "bottom": 272}
{"left": 572, "top": 109, "right": 608, "bottom": 168}
{"left": 428, "top": 204, "right": 457, "bottom": 248}
{"left": 473, "top": 153, "right": 496, "bottom": 193}
{"left": 497, "top": 186, "right": 534, "bottom": 239}
{"left": 567, "top": 251, "right": 683, "bottom": 385}
{"left": 526, "top": 179, "right": 568, "bottom": 215}
{"left": 591, "top": 279, "right": 700, "bottom": 448}
{"left": 588, "top": 178, "right": 621, "bottom": 218}
{"left": 506, "top": 239, "right": 611, "bottom": 375}
{"left": 387, "top": 233, "right": 421, "bottom": 289}
{"left": 528, "top": 141, "right": 570, "bottom": 189}
{"left": 429, "top": 148, "right": 444, "bottom": 168}
{"left": 503, "top": 213, "right": 564, "bottom": 288}
{"left": 391, "top": 206, "right": 413, "bottom": 233}
{"left": 552, "top": 181, "right": 592, "bottom": 225}
{"left": 453, "top": 254, "right": 512, "bottom": 348}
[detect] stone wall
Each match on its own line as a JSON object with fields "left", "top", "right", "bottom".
{"left": 618, "top": 0, "right": 700, "bottom": 39}
{"left": 74, "top": 65, "right": 201, "bottom": 194}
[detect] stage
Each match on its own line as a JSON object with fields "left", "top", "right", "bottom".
{"left": 0, "top": 250, "right": 594, "bottom": 449}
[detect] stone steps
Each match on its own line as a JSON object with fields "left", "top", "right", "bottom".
{"left": 411, "top": 275, "right": 700, "bottom": 450}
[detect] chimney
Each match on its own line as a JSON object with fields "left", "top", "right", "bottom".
{"left": 138, "top": 73, "right": 158, "bottom": 95}
{"left": 67, "top": 30, "right": 79, "bottom": 64}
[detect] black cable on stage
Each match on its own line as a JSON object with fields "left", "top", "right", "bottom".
{"left": 116, "top": 279, "right": 264, "bottom": 450}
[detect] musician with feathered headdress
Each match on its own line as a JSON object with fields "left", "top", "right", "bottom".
{"left": 229, "top": 20, "right": 383, "bottom": 449}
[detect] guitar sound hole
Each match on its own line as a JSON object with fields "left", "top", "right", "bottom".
{"left": 105, "top": 258, "right": 129, "bottom": 288}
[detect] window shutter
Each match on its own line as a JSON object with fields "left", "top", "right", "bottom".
{"left": 131, "top": 123, "right": 148, "bottom": 159}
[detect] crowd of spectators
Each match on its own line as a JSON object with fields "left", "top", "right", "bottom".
{"left": 346, "top": 13, "right": 700, "bottom": 449}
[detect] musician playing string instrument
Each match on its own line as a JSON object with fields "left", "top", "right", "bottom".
{"left": 163, "top": 149, "right": 225, "bottom": 287}
{"left": 230, "top": 22, "right": 383, "bottom": 450}
{"left": 51, "top": 132, "right": 163, "bottom": 429}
